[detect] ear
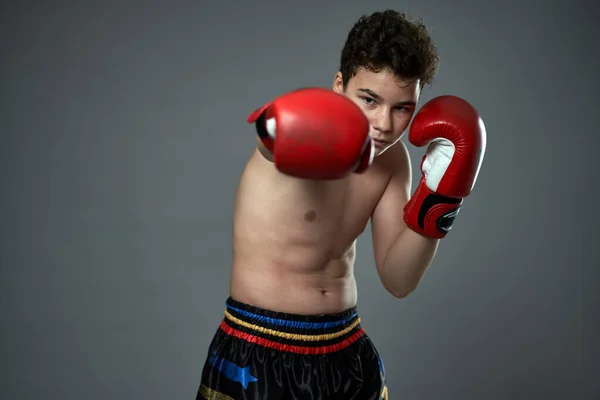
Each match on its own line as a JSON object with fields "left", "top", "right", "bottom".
{"left": 332, "top": 71, "right": 344, "bottom": 94}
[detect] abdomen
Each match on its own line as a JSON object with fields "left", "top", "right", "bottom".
{"left": 228, "top": 152, "right": 369, "bottom": 313}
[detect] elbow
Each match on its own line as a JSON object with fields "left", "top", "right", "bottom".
{"left": 389, "top": 288, "right": 413, "bottom": 299}
{"left": 384, "top": 283, "right": 416, "bottom": 299}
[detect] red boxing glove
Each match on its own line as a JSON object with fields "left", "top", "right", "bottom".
{"left": 247, "top": 88, "right": 374, "bottom": 180}
{"left": 403, "top": 95, "right": 487, "bottom": 238}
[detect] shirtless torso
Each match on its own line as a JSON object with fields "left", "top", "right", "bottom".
{"left": 195, "top": 13, "right": 451, "bottom": 400}
{"left": 230, "top": 141, "right": 408, "bottom": 315}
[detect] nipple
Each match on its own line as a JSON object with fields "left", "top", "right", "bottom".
{"left": 304, "top": 210, "right": 317, "bottom": 222}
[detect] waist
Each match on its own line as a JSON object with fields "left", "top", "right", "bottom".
{"left": 230, "top": 260, "right": 357, "bottom": 315}
{"left": 220, "top": 296, "right": 366, "bottom": 354}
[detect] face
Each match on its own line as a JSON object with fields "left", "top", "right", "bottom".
{"left": 333, "top": 67, "right": 420, "bottom": 156}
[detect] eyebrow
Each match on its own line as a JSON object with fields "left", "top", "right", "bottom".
{"left": 357, "top": 88, "right": 417, "bottom": 106}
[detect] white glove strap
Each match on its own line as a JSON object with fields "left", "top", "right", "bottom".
{"left": 422, "top": 138, "right": 455, "bottom": 192}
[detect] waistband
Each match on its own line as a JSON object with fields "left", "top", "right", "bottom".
{"left": 220, "top": 297, "right": 365, "bottom": 355}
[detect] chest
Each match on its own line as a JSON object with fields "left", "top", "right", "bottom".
{"left": 289, "top": 169, "right": 389, "bottom": 240}
{"left": 237, "top": 153, "right": 392, "bottom": 244}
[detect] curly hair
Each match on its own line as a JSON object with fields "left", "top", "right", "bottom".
{"left": 339, "top": 10, "right": 439, "bottom": 90}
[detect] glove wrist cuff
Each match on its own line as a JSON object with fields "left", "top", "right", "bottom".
{"left": 403, "top": 178, "right": 463, "bottom": 239}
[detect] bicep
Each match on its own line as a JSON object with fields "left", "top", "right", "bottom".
{"left": 370, "top": 144, "right": 412, "bottom": 268}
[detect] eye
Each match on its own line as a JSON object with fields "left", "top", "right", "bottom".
{"left": 395, "top": 106, "right": 412, "bottom": 113}
{"left": 361, "top": 97, "right": 377, "bottom": 106}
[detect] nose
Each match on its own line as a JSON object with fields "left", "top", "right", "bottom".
{"left": 372, "top": 108, "right": 393, "bottom": 134}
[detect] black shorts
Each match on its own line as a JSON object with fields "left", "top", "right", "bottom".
{"left": 196, "top": 297, "right": 388, "bottom": 400}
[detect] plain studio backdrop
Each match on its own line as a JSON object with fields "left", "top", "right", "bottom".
{"left": 1, "top": 0, "right": 598, "bottom": 399}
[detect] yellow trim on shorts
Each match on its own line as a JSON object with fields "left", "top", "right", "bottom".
{"left": 223, "top": 309, "right": 361, "bottom": 341}
{"left": 198, "top": 384, "right": 234, "bottom": 400}
{"left": 381, "top": 385, "right": 389, "bottom": 399}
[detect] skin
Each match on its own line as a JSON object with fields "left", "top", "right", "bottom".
{"left": 229, "top": 66, "right": 439, "bottom": 315}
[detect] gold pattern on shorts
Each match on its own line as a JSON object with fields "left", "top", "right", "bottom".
{"left": 381, "top": 385, "right": 389, "bottom": 400}
{"left": 198, "top": 384, "right": 235, "bottom": 400}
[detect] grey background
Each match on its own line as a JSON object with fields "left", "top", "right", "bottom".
{"left": 1, "top": 0, "right": 598, "bottom": 399}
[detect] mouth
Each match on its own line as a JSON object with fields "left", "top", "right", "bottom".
{"left": 372, "top": 139, "right": 390, "bottom": 148}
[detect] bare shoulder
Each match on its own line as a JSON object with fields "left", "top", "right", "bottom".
{"left": 370, "top": 140, "right": 413, "bottom": 267}
{"left": 375, "top": 140, "right": 412, "bottom": 185}
{"left": 375, "top": 140, "right": 412, "bottom": 210}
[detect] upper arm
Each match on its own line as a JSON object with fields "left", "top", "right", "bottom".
{"left": 370, "top": 142, "right": 412, "bottom": 269}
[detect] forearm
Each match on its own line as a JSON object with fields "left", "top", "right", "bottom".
{"left": 379, "top": 228, "right": 439, "bottom": 298}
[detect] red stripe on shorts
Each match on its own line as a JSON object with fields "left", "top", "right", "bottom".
{"left": 219, "top": 320, "right": 365, "bottom": 355}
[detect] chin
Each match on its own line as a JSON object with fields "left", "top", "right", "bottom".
{"left": 374, "top": 146, "right": 390, "bottom": 156}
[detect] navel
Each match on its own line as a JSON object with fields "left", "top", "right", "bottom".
{"left": 304, "top": 210, "right": 317, "bottom": 222}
